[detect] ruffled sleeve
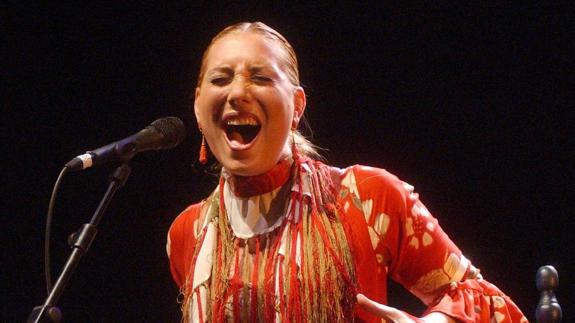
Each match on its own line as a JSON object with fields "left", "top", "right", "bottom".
{"left": 425, "top": 279, "right": 528, "bottom": 322}
{"left": 343, "top": 165, "right": 528, "bottom": 322}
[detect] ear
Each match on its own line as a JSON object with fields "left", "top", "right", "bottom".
{"left": 292, "top": 86, "right": 306, "bottom": 129}
{"left": 194, "top": 87, "right": 202, "bottom": 129}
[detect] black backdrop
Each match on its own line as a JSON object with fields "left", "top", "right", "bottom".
{"left": 4, "top": 3, "right": 573, "bottom": 322}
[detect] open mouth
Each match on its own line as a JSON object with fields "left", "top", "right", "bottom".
{"left": 223, "top": 116, "right": 261, "bottom": 147}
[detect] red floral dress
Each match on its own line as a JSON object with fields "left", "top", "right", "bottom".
{"left": 167, "top": 161, "right": 528, "bottom": 322}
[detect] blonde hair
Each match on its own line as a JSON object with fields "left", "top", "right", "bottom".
{"left": 197, "top": 21, "right": 321, "bottom": 159}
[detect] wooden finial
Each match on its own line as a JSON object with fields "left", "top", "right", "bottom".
{"left": 536, "top": 265, "right": 562, "bottom": 323}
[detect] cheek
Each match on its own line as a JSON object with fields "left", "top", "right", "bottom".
{"left": 197, "top": 90, "right": 226, "bottom": 124}
{"left": 264, "top": 105, "right": 293, "bottom": 152}
{"left": 260, "top": 88, "right": 294, "bottom": 125}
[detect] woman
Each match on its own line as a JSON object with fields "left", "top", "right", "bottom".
{"left": 167, "top": 22, "right": 527, "bottom": 322}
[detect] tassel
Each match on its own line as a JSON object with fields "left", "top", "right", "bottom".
{"left": 289, "top": 224, "right": 302, "bottom": 323}
{"left": 196, "top": 289, "right": 204, "bottom": 323}
{"left": 249, "top": 238, "right": 260, "bottom": 320}
{"left": 277, "top": 255, "right": 286, "bottom": 321}
{"left": 232, "top": 240, "right": 241, "bottom": 323}
{"left": 199, "top": 135, "right": 208, "bottom": 164}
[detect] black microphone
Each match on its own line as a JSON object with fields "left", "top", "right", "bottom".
{"left": 65, "top": 117, "right": 186, "bottom": 171}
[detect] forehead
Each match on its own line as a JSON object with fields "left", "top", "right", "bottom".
{"left": 204, "top": 32, "right": 287, "bottom": 69}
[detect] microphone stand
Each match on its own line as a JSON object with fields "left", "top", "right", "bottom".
{"left": 27, "top": 163, "right": 132, "bottom": 323}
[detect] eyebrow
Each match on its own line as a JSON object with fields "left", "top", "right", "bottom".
{"left": 248, "top": 65, "right": 275, "bottom": 74}
{"left": 207, "top": 66, "right": 234, "bottom": 75}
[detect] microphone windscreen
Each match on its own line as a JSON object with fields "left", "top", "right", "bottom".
{"left": 150, "top": 117, "right": 186, "bottom": 148}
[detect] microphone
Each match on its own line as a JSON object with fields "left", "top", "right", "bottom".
{"left": 65, "top": 117, "right": 186, "bottom": 171}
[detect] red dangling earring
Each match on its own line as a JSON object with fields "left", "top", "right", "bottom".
{"left": 199, "top": 134, "right": 208, "bottom": 165}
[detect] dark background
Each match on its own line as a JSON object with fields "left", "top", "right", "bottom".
{"left": 3, "top": 2, "right": 573, "bottom": 322}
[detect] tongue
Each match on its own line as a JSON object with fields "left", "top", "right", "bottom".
{"left": 227, "top": 125, "right": 260, "bottom": 145}
{"left": 229, "top": 130, "right": 247, "bottom": 144}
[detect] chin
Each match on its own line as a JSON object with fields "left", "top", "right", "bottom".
{"left": 222, "top": 159, "right": 273, "bottom": 177}
{"left": 222, "top": 160, "right": 257, "bottom": 177}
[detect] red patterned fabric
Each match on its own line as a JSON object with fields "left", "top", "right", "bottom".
{"left": 167, "top": 163, "right": 528, "bottom": 322}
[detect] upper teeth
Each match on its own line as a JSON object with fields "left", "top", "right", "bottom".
{"left": 226, "top": 118, "right": 259, "bottom": 126}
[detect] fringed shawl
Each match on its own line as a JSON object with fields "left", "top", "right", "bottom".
{"left": 179, "top": 156, "right": 358, "bottom": 322}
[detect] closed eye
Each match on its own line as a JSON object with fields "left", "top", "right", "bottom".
{"left": 252, "top": 75, "right": 273, "bottom": 84}
{"left": 210, "top": 76, "right": 231, "bottom": 86}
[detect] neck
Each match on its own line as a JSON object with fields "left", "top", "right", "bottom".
{"left": 224, "top": 157, "right": 293, "bottom": 198}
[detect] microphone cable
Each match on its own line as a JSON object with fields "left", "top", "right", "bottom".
{"left": 44, "top": 166, "right": 68, "bottom": 295}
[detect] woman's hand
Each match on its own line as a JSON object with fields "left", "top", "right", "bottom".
{"left": 356, "top": 294, "right": 456, "bottom": 323}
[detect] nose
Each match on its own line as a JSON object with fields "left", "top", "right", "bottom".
{"left": 228, "top": 75, "right": 250, "bottom": 106}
